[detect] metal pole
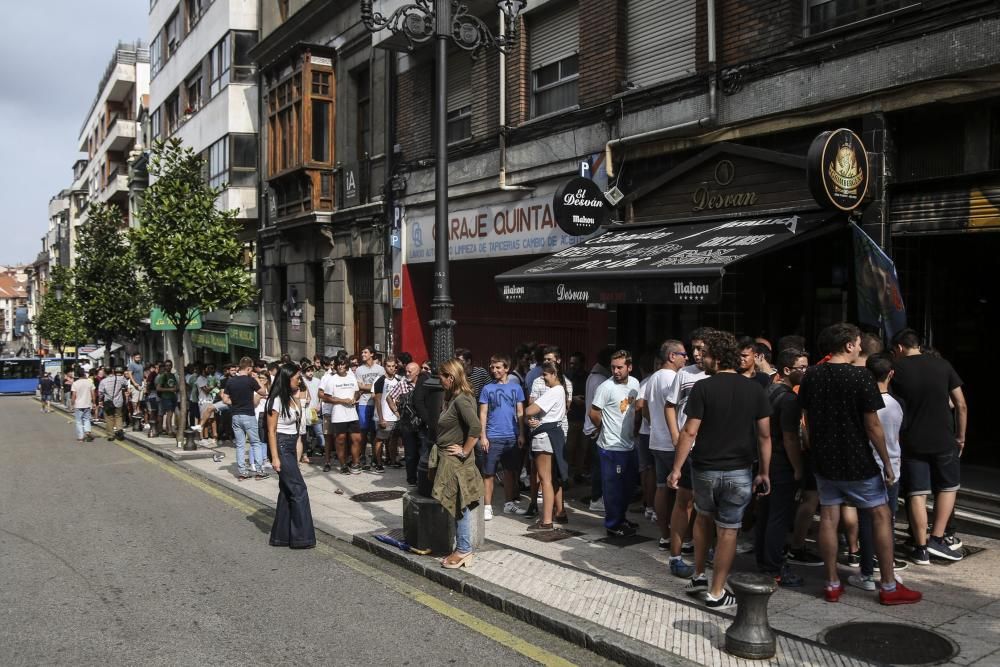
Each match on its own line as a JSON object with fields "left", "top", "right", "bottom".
{"left": 429, "top": 0, "right": 454, "bottom": 368}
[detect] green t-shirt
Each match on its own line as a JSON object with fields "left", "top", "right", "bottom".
{"left": 156, "top": 371, "right": 178, "bottom": 395}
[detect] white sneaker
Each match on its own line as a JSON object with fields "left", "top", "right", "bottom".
{"left": 848, "top": 573, "right": 877, "bottom": 591}
{"left": 645, "top": 508, "right": 657, "bottom": 521}
{"left": 484, "top": 505, "right": 494, "bottom": 521}
{"left": 503, "top": 501, "right": 527, "bottom": 515}
{"left": 589, "top": 498, "right": 605, "bottom": 513}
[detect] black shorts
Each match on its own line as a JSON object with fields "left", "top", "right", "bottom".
{"left": 331, "top": 420, "right": 361, "bottom": 435}
{"left": 678, "top": 459, "right": 693, "bottom": 491}
{"left": 903, "top": 449, "right": 961, "bottom": 496}
{"left": 801, "top": 450, "right": 818, "bottom": 492}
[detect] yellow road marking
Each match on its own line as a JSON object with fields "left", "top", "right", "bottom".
{"left": 109, "top": 438, "right": 576, "bottom": 667}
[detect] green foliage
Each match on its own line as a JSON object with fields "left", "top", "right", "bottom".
{"left": 131, "top": 138, "right": 257, "bottom": 330}
{"left": 35, "top": 265, "right": 87, "bottom": 353}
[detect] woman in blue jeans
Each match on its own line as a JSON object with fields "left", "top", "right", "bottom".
{"left": 266, "top": 363, "right": 316, "bottom": 549}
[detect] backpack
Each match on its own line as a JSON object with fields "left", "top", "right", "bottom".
{"left": 396, "top": 386, "right": 424, "bottom": 433}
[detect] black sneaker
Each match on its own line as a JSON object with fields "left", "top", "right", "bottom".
{"left": 874, "top": 558, "right": 909, "bottom": 572}
{"left": 910, "top": 545, "right": 930, "bottom": 566}
{"left": 786, "top": 547, "right": 824, "bottom": 567}
{"left": 942, "top": 534, "right": 963, "bottom": 550}
{"left": 350, "top": 464, "right": 363, "bottom": 475}
{"left": 658, "top": 538, "right": 670, "bottom": 551}
{"left": 623, "top": 519, "right": 639, "bottom": 530}
{"left": 341, "top": 465, "right": 351, "bottom": 474}
{"left": 681, "top": 540, "right": 695, "bottom": 556}
{"left": 254, "top": 472, "right": 270, "bottom": 480}
{"left": 705, "top": 590, "right": 737, "bottom": 610}
{"left": 844, "top": 550, "right": 861, "bottom": 568}
{"left": 373, "top": 464, "right": 385, "bottom": 473}
{"left": 323, "top": 464, "right": 332, "bottom": 472}
{"left": 524, "top": 502, "right": 538, "bottom": 518}
{"left": 927, "top": 536, "right": 964, "bottom": 561}
{"left": 606, "top": 524, "right": 637, "bottom": 538}
{"left": 684, "top": 575, "right": 709, "bottom": 598}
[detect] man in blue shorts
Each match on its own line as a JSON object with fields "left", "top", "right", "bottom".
{"left": 479, "top": 354, "right": 526, "bottom": 519}
{"left": 354, "top": 345, "right": 385, "bottom": 468}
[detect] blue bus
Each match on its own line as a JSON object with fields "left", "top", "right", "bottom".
{"left": 0, "top": 358, "right": 42, "bottom": 395}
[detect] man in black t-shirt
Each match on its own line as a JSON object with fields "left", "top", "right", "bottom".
{"left": 668, "top": 331, "right": 772, "bottom": 610}
{"left": 222, "top": 356, "right": 268, "bottom": 480}
{"left": 799, "top": 323, "right": 920, "bottom": 606}
{"left": 891, "top": 328, "right": 967, "bottom": 563}
{"left": 755, "top": 348, "right": 809, "bottom": 586}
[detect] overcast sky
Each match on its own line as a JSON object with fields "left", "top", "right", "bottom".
{"left": 0, "top": 1, "right": 148, "bottom": 267}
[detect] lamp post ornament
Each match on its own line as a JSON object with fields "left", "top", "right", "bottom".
{"left": 361, "top": 0, "right": 526, "bottom": 367}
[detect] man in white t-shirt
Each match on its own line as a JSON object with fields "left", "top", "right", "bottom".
{"left": 71, "top": 369, "right": 97, "bottom": 442}
{"left": 373, "top": 357, "right": 401, "bottom": 473}
{"left": 354, "top": 346, "right": 385, "bottom": 465}
{"left": 320, "top": 356, "right": 362, "bottom": 474}
{"left": 664, "top": 327, "right": 713, "bottom": 577}
{"left": 303, "top": 365, "right": 325, "bottom": 458}
{"left": 643, "top": 339, "right": 688, "bottom": 548}
{"left": 589, "top": 350, "right": 641, "bottom": 537}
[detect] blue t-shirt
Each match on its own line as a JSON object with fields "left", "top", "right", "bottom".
{"left": 479, "top": 380, "right": 525, "bottom": 440}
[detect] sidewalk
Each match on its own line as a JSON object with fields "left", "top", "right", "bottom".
{"left": 76, "top": 406, "right": 1000, "bottom": 667}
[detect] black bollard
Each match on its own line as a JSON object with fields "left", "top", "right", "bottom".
{"left": 131, "top": 414, "right": 143, "bottom": 432}
{"left": 182, "top": 428, "right": 198, "bottom": 451}
{"left": 725, "top": 573, "right": 778, "bottom": 659}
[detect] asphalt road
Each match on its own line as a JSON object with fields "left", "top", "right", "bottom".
{"left": 0, "top": 397, "right": 611, "bottom": 666}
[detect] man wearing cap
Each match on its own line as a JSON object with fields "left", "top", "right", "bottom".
{"left": 99, "top": 366, "right": 129, "bottom": 440}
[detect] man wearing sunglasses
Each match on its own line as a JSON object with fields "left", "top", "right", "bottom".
{"left": 643, "top": 339, "right": 688, "bottom": 551}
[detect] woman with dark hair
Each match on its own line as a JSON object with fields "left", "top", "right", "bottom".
{"left": 524, "top": 361, "right": 569, "bottom": 529}
{"left": 431, "top": 358, "right": 483, "bottom": 569}
{"left": 266, "top": 362, "right": 316, "bottom": 549}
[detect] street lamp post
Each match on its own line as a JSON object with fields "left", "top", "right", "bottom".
{"left": 361, "top": 0, "right": 526, "bottom": 367}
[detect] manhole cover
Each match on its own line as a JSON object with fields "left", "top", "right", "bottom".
{"left": 350, "top": 490, "right": 406, "bottom": 503}
{"left": 820, "top": 622, "right": 957, "bottom": 665}
{"left": 935, "top": 544, "right": 985, "bottom": 567}
{"left": 525, "top": 529, "right": 583, "bottom": 543}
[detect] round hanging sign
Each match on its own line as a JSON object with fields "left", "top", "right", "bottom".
{"left": 807, "top": 129, "right": 870, "bottom": 211}
{"left": 553, "top": 177, "right": 608, "bottom": 236}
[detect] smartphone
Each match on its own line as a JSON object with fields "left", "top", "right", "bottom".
{"left": 755, "top": 481, "right": 770, "bottom": 495}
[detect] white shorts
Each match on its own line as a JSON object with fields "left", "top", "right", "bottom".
{"left": 531, "top": 432, "right": 553, "bottom": 454}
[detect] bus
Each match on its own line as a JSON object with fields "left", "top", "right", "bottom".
{"left": 0, "top": 357, "right": 76, "bottom": 396}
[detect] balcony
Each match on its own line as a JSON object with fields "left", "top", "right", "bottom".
{"left": 98, "top": 171, "right": 129, "bottom": 204}
{"left": 100, "top": 118, "right": 137, "bottom": 155}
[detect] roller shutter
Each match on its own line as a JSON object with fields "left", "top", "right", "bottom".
{"left": 626, "top": 0, "right": 696, "bottom": 88}
{"left": 529, "top": 2, "right": 579, "bottom": 70}
{"left": 447, "top": 51, "right": 473, "bottom": 112}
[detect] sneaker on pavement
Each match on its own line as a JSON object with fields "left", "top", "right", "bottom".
{"left": 503, "top": 501, "right": 528, "bottom": 515}
{"left": 606, "top": 524, "right": 637, "bottom": 538}
{"left": 588, "top": 498, "right": 605, "bottom": 513}
{"left": 736, "top": 539, "right": 754, "bottom": 555}
{"left": 879, "top": 582, "right": 922, "bottom": 605}
{"left": 844, "top": 550, "right": 861, "bottom": 568}
{"left": 658, "top": 537, "right": 670, "bottom": 551}
{"left": 669, "top": 557, "right": 694, "bottom": 578}
{"left": 340, "top": 465, "right": 351, "bottom": 474}
{"left": 848, "top": 573, "right": 877, "bottom": 591}
{"left": 943, "top": 533, "right": 963, "bottom": 550}
{"left": 623, "top": 519, "right": 639, "bottom": 530}
{"left": 786, "top": 547, "right": 824, "bottom": 566}
{"left": 373, "top": 464, "right": 385, "bottom": 473}
{"left": 322, "top": 464, "right": 331, "bottom": 472}
{"left": 524, "top": 502, "right": 538, "bottom": 518}
{"left": 349, "top": 464, "right": 363, "bottom": 475}
{"left": 684, "top": 575, "right": 708, "bottom": 597}
{"left": 644, "top": 507, "right": 655, "bottom": 521}
{"left": 874, "top": 558, "right": 909, "bottom": 572}
{"left": 705, "top": 590, "right": 737, "bottom": 610}
{"left": 927, "top": 536, "right": 964, "bottom": 561}
{"left": 824, "top": 582, "right": 845, "bottom": 602}
{"left": 910, "top": 545, "right": 931, "bottom": 565}
{"left": 681, "top": 540, "right": 695, "bottom": 556}
{"left": 776, "top": 566, "right": 804, "bottom": 588}
{"left": 484, "top": 505, "right": 494, "bottom": 521}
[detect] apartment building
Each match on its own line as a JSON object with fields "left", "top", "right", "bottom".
{"left": 147, "top": 0, "right": 261, "bottom": 362}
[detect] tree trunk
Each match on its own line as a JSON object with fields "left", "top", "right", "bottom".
{"left": 171, "top": 328, "right": 192, "bottom": 449}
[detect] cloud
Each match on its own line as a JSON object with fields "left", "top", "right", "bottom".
{"left": 0, "top": 0, "right": 148, "bottom": 265}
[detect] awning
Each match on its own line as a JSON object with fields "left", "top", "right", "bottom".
{"left": 86, "top": 343, "right": 124, "bottom": 360}
{"left": 495, "top": 213, "right": 835, "bottom": 304}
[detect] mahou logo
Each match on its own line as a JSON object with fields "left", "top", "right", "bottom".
{"left": 556, "top": 283, "right": 590, "bottom": 302}
{"left": 673, "top": 281, "right": 711, "bottom": 301}
{"left": 503, "top": 284, "right": 525, "bottom": 298}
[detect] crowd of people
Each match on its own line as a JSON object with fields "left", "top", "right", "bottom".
{"left": 46, "top": 322, "right": 969, "bottom": 604}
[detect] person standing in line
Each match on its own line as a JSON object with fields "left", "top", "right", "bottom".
{"left": 583, "top": 347, "right": 612, "bottom": 513}
{"left": 566, "top": 351, "right": 588, "bottom": 480}
{"left": 354, "top": 346, "right": 385, "bottom": 469}
{"left": 126, "top": 353, "right": 144, "bottom": 419}
{"left": 526, "top": 346, "right": 573, "bottom": 517}
{"left": 71, "top": 369, "right": 96, "bottom": 442}
{"left": 891, "top": 328, "right": 968, "bottom": 563}
{"left": 668, "top": 331, "right": 773, "bottom": 609}
{"left": 799, "top": 323, "right": 921, "bottom": 605}
{"left": 62, "top": 369, "right": 74, "bottom": 409}
{"left": 589, "top": 350, "right": 641, "bottom": 537}
{"left": 38, "top": 372, "right": 55, "bottom": 413}
{"left": 266, "top": 362, "right": 316, "bottom": 549}
{"left": 644, "top": 339, "right": 687, "bottom": 553}
{"left": 302, "top": 364, "right": 325, "bottom": 461}
{"left": 320, "top": 355, "right": 362, "bottom": 474}
{"left": 98, "top": 366, "right": 129, "bottom": 441}
{"left": 155, "top": 360, "right": 179, "bottom": 437}
{"left": 738, "top": 336, "right": 772, "bottom": 389}
{"left": 756, "top": 348, "right": 809, "bottom": 587}
{"left": 456, "top": 347, "right": 491, "bottom": 402}
{"left": 525, "top": 361, "right": 570, "bottom": 529}
{"left": 477, "top": 354, "right": 526, "bottom": 519}
{"left": 665, "top": 327, "right": 713, "bottom": 577}
{"left": 754, "top": 342, "right": 777, "bottom": 380}
{"left": 144, "top": 362, "right": 160, "bottom": 435}
{"left": 635, "top": 353, "right": 656, "bottom": 522}
{"left": 431, "top": 358, "right": 484, "bottom": 569}
{"left": 388, "top": 361, "right": 424, "bottom": 487}
{"left": 373, "top": 357, "right": 401, "bottom": 473}
{"left": 222, "top": 357, "right": 269, "bottom": 481}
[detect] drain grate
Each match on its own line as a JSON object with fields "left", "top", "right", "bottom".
{"left": 350, "top": 490, "right": 406, "bottom": 503}
{"left": 524, "top": 529, "right": 583, "bottom": 543}
{"left": 821, "top": 622, "right": 957, "bottom": 665}
{"left": 935, "top": 544, "right": 985, "bottom": 567}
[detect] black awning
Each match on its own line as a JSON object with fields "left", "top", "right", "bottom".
{"left": 495, "top": 213, "right": 835, "bottom": 304}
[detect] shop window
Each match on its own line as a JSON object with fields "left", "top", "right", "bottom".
{"left": 532, "top": 54, "right": 578, "bottom": 117}
{"left": 803, "top": 0, "right": 919, "bottom": 35}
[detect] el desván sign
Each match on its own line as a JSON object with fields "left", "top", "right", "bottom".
{"left": 807, "top": 129, "right": 869, "bottom": 212}
{"left": 553, "top": 177, "right": 608, "bottom": 236}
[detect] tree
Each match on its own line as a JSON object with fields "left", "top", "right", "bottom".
{"left": 131, "top": 138, "right": 257, "bottom": 447}
{"left": 35, "top": 265, "right": 87, "bottom": 360}
{"left": 74, "top": 201, "right": 150, "bottom": 368}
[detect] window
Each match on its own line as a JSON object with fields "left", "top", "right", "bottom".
{"left": 184, "top": 68, "right": 203, "bottom": 114}
{"left": 151, "top": 108, "right": 162, "bottom": 140}
{"left": 804, "top": 0, "right": 919, "bottom": 35}
{"left": 312, "top": 100, "right": 331, "bottom": 163}
{"left": 230, "top": 134, "right": 257, "bottom": 187}
{"left": 209, "top": 35, "right": 231, "bottom": 96}
{"left": 207, "top": 136, "right": 229, "bottom": 189}
{"left": 164, "top": 93, "right": 180, "bottom": 134}
{"left": 232, "top": 31, "right": 257, "bottom": 83}
{"left": 447, "top": 106, "right": 472, "bottom": 144}
{"left": 532, "top": 54, "right": 578, "bottom": 117}
{"left": 150, "top": 34, "right": 163, "bottom": 76}
{"left": 354, "top": 67, "right": 370, "bottom": 160}
{"left": 626, "top": 0, "right": 696, "bottom": 88}
{"left": 166, "top": 11, "right": 181, "bottom": 55}
{"left": 185, "top": 0, "right": 208, "bottom": 32}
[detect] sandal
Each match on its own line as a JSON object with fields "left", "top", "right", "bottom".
{"left": 527, "top": 521, "right": 555, "bottom": 531}
{"left": 441, "top": 552, "right": 474, "bottom": 569}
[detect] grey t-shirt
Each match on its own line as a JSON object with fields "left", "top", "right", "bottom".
{"left": 355, "top": 363, "right": 385, "bottom": 407}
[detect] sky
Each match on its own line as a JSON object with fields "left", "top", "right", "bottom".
{"left": 0, "top": 1, "right": 149, "bottom": 267}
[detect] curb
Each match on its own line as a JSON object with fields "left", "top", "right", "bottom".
{"left": 352, "top": 532, "right": 701, "bottom": 667}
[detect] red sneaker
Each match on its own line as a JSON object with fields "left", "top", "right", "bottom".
{"left": 824, "top": 582, "right": 844, "bottom": 602}
{"left": 879, "top": 582, "right": 922, "bottom": 605}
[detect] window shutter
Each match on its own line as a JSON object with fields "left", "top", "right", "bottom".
{"left": 447, "top": 51, "right": 473, "bottom": 112}
{"left": 626, "top": 0, "right": 696, "bottom": 88}
{"left": 529, "top": 2, "right": 579, "bottom": 71}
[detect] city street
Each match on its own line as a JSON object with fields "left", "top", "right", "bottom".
{"left": 0, "top": 397, "right": 605, "bottom": 666}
